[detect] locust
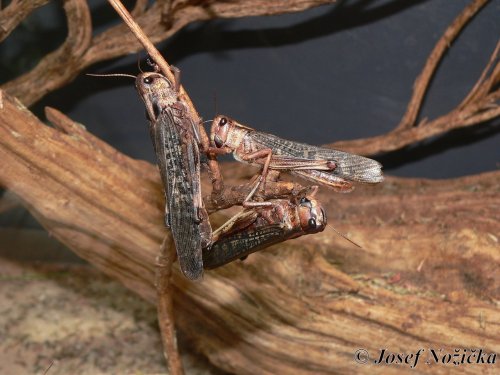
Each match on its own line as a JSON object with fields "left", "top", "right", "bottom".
{"left": 135, "top": 66, "right": 212, "bottom": 281}
{"left": 209, "top": 115, "right": 383, "bottom": 203}
{"left": 203, "top": 195, "right": 326, "bottom": 269}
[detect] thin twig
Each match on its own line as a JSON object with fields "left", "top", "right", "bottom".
{"left": 395, "top": 0, "right": 490, "bottom": 131}
{"left": 1, "top": 0, "right": 92, "bottom": 105}
{"left": 326, "top": 1, "right": 499, "bottom": 156}
{"left": 156, "top": 236, "right": 185, "bottom": 375}
{"left": 2, "top": 0, "right": 336, "bottom": 107}
{"left": 42, "top": 360, "right": 54, "bottom": 375}
{"left": 0, "top": 0, "right": 51, "bottom": 42}
{"left": 107, "top": 0, "right": 226, "bottom": 195}
{"left": 131, "top": 0, "right": 149, "bottom": 17}
{"left": 107, "top": 0, "right": 172, "bottom": 81}
{"left": 105, "top": 4, "right": 221, "bottom": 369}
{"left": 459, "top": 40, "right": 500, "bottom": 109}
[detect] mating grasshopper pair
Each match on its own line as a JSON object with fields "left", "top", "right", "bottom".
{"left": 136, "top": 64, "right": 382, "bottom": 281}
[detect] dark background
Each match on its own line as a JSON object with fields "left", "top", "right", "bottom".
{"left": 1, "top": 0, "right": 499, "bottom": 262}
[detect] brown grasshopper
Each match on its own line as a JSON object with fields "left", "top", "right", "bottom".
{"left": 203, "top": 194, "right": 326, "bottom": 269}
{"left": 209, "top": 115, "right": 383, "bottom": 203}
{"left": 136, "top": 66, "right": 212, "bottom": 281}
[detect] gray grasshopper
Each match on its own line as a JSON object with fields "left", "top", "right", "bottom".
{"left": 136, "top": 67, "right": 212, "bottom": 281}
{"left": 203, "top": 195, "right": 326, "bottom": 269}
{"left": 210, "top": 115, "right": 383, "bottom": 200}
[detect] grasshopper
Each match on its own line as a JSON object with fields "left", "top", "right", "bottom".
{"left": 209, "top": 115, "right": 383, "bottom": 202}
{"left": 203, "top": 195, "right": 326, "bottom": 269}
{"left": 136, "top": 66, "right": 212, "bottom": 281}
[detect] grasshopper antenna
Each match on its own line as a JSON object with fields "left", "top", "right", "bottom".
{"left": 327, "top": 224, "right": 362, "bottom": 248}
{"left": 87, "top": 73, "right": 136, "bottom": 79}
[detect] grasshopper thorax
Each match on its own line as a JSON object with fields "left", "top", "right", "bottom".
{"left": 211, "top": 115, "right": 249, "bottom": 150}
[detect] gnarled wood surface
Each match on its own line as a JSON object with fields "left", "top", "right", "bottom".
{"left": 0, "top": 91, "right": 498, "bottom": 374}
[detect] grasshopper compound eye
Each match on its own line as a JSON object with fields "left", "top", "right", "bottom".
{"left": 308, "top": 218, "right": 317, "bottom": 229}
{"left": 143, "top": 76, "right": 154, "bottom": 84}
{"left": 219, "top": 117, "right": 228, "bottom": 126}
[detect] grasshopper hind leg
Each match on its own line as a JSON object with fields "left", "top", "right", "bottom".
{"left": 241, "top": 148, "right": 274, "bottom": 208}
{"left": 242, "top": 182, "right": 273, "bottom": 208}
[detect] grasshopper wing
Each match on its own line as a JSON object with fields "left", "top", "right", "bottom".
{"left": 203, "top": 225, "right": 284, "bottom": 269}
{"left": 154, "top": 110, "right": 204, "bottom": 280}
{"left": 249, "top": 131, "right": 383, "bottom": 184}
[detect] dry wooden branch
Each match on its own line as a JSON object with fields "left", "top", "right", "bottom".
{"left": 396, "top": 0, "right": 490, "bottom": 131}
{"left": 327, "top": 0, "right": 499, "bottom": 156}
{"left": 0, "top": 0, "right": 51, "bottom": 42}
{"left": 1, "top": 0, "right": 337, "bottom": 107}
{"left": 156, "top": 236, "right": 184, "bottom": 375}
{"left": 1, "top": 0, "right": 92, "bottom": 106}
{"left": 1, "top": 90, "right": 498, "bottom": 374}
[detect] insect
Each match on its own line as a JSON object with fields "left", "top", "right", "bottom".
{"left": 203, "top": 195, "right": 326, "bottom": 269}
{"left": 209, "top": 115, "right": 383, "bottom": 202}
{"left": 135, "top": 66, "right": 212, "bottom": 281}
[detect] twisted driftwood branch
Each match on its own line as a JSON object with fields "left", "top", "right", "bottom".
{"left": 1, "top": 0, "right": 92, "bottom": 105}
{"left": 1, "top": 0, "right": 497, "bottom": 160}
{"left": 1, "top": 90, "right": 498, "bottom": 374}
{"left": 395, "top": 0, "right": 491, "bottom": 131}
{"left": 328, "top": 0, "right": 499, "bottom": 155}
{"left": 0, "top": 0, "right": 51, "bottom": 42}
{"left": 1, "top": 0, "right": 337, "bottom": 107}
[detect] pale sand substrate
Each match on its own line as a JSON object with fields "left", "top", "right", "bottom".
{"left": 0, "top": 258, "right": 227, "bottom": 375}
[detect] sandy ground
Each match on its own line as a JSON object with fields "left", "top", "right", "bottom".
{"left": 0, "top": 258, "right": 228, "bottom": 375}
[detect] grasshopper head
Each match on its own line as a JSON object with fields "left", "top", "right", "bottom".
{"left": 211, "top": 115, "right": 232, "bottom": 148}
{"left": 211, "top": 115, "right": 249, "bottom": 149}
{"left": 135, "top": 72, "right": 176, "bottom": 122}
{"left": 297, "top": 196, "right": 327, "bottom": 234}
